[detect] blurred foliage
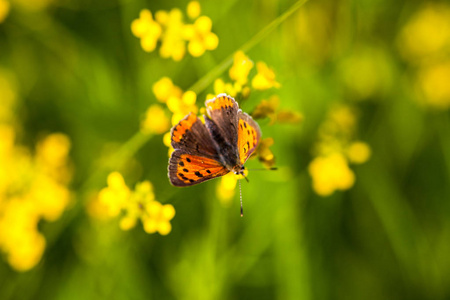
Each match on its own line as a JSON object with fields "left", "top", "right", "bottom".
{"left": 1, "top": 0, "right": 450, "bottom": 299}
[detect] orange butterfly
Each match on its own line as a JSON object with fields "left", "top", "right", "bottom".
{"left": 168, "top": 94, "right": 261, "bottom": 214}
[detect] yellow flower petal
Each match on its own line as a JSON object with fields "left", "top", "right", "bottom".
{"left": 141, "top": 104, "right": 170, "bottom": 135}
{"left": 194, "top": 16, "right": 212, "bottom": 33}
{"left": 120, "top": 215, "right": 137, "bottom": 231}
{"left": 347, "top": 141, "right": 371, "bottom": 164}
{"left": 308, "top": 153, "right": 355, "bottom": 196}
{"left": 157, "top": 221, "right": 172, "bottom": 235}
{"left": 187, "top": 1, "right": 201, "bottom": 20}
{"left": 161, "top": 204, "right": 176, "bottom": 220}
{"left": 163, "top": 131, "right": 172, "bottom": 147}
{"left": 188, "top": 39, "right": 206, "bottom": 57}
{"left": 153, "top": 77, "right": 176, "bottom": 103}
{"left": 182, "top": 91, "right": 197, "bottom": 106}
{"left": 204, "top": 32, "right": 219, "bottom": 50}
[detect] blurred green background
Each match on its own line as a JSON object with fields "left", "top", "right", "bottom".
{"left": 1, "top": 0, "right": 450, "bottom": 299}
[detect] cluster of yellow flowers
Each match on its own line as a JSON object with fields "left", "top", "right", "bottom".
{"left": 397, "top": 4, "right": 450, "bottom": 109}
{"left": 0, "top": 71, "right": 73, "bottom": 271}
{"left": 131, "top": 1, "right": 219, "bottom": 61}
{"left": 92, "top": 172, "right": 175, "bottom": 235}
{"left": 206, "top": 51, "right": 281, "bottom": 100}
{"left": 145, "top": 76, "right": 199, "bottom": 156}
{"left": 308, "top": 105, "right": 371, "bottom": 197}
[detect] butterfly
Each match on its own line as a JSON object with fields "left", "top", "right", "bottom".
{"left": 168, "top": 94, "right": 261, "bottom": 214}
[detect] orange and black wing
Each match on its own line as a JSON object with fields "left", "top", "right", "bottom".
{"left": 237, "top": 110, "right": 261, "bottom": 164}
{"left": 171, "top": 112, "right": 219, "bottom": 158}
{"left": 168, "top": 150, "right": 229, "bottom": 187}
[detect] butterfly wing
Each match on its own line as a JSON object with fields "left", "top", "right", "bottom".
{"left": 171, "top": 112, "right": 219, "bottom": 158}
{"left": 169, "top": 112, "right": 229, "bottom": 186}
{"left": 168, "top": 150, "right": 229, "bottom": 187}
{"left": 237, "top": 110, "right": 261, "bottom": 164}
{"left": 204, "top": 94, "right": 240, "bottom": 167}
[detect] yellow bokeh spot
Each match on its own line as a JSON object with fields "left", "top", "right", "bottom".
{"left": 214, "top": 78, "right": 226, "bottom": 94}
{"left": 397, "top": 4, "right": 450, "bottom": 62}
{"left": 182, "top": 91, "right": 197, "bottom": 106}
{"left": 0, "top": 0, "right": 10, "bottom": 23}
{"left": 417, "top": 62, "right": 450, "bottom": 109}
{"left": 153, "top": 77, "right": 179, "bottom": 103}
{"left": 194, "top": 16, "right": 212, "bottom": 33}
{"left": 7, "top": 232, "right": 46, "bottom": 272}
{"left": 251, "top": 62, "right": 281, "bottom": 90}
{"left": 36, "top": 133, "right": 71, "bottom": 168}
{"left": 204, "top": 32, "right": 219, "bottom": 50}
{"left": 141, "top": 104, "right": 170, "bottom": 135}
{"left": 308, "top": 153, "right": 355, "bottom": 197}
{"left": 0, "top": 132, "right": 73, "bottom": 271}
{"left": 131, "top": 9, "right": 162, "bottom": 53}
{"left": 216, "top": 173, "right": 237, "bottom": 204}
{"left": 182, "top": 24, "right": 196, "bottom": 40}
{"left": 188, "top": 39, "right": 206, "bottom": 57}
{"left": 119, "top": 215, "right": 137, "bottom": 231}
{"left": 347, "top": 141, "right": 371, "bottom": 164}
{"left": 155, "top": 10, "right": 169, "bottom": 25}
{"left": 187, "top": 1, "right": 201, "bottom": 20}
{"left": 229, "top": 51, "right": 254, "bottom": 85}
{"left": 163, "top": 131, "right": 172, "bottom": 147}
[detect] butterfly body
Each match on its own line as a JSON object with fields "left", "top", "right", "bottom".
{"left": 168, "top": 94, "right": 261, "bottom": 187}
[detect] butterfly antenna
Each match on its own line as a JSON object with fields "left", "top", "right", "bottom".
{"left": 239, "top": 178, "right": 243, "bottom": 217}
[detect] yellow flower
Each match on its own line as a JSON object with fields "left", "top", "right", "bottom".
{"left": 252, "top": 96, "right": 303, "bottom": 125}
{"left": 216, "top": 171, "right": 248, "bottom": 205}
{"left": 163, "top": 131, "right": 172, "bottom": 147}
{"left": 95, "top": 174, "right": 175, "bottom": 235}
{"left": 29, "top": 175, "right": 71, "bottom": 222}
{"left": 212, "top": 78, "right": 240, "bottom": 97}
{"left": 397, "top": 4, "right": 450, "bottom": 62}
{"left": 252, "top": 96, "right": 279, "bottom": 121}
{"left": 143, "top": 202, "right": 176, "bottom": 235}
{"left": 256, "top": 137, "right": 276, "bottom": 168}
{"left": 347, "top": 141, "right": 371, "bottom": 164}
{"left": 141, "top": 104, "right": 171, "bottom": 135}
{"left": 0, "top": 197, "right": 45, "bottom": 272}
{"left": 120, "top": 181, "right": 155, "bottom": 231}
{"left": 0, "top": 0, "right": 10, "bottom": 23}
{"left": 229, "top": 51, "right": 254, "bottom": 85}
{"left": 251, "top": 62, "right": 281, "bottom": 90}
{"left": 187, "top": 1, "right": 201, "bottom": 20}
{"left": 159, "top": 9, "right": 186, "bottom": 61}
{"left": 326, "top": 105, "right": 357, "bottom": 137}
{"left": 308, "top": 153, "right": 355, "bottom": 196}
{"left": 131, "top": 9, "right": 162, "bottom": 52}
{"left": 98, "top": 172, "right": 130, "bottom": 217}
{"left": 276, "top": 110, "right": 303, "bottom": 124}
{"left": 417, "top": 61, "right": 450, "bottom": 109}
{"left": 0, "top": 133, "right": 73, "bottom": 271}
{"left": 36, "top": 133, "right": 71, "bottom": 169}
{"left": 166, "top": 91, "right": 198, "bottom": 125}
{"left": 152, "top": 77, "right": 183, "bottom": 103}
{"left": 186, "top": 16, "right": 219, "bottom": 57}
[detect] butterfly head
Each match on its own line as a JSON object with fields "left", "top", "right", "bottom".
{"left": 232, "top": 164, "right": 246, "bottom": 176}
